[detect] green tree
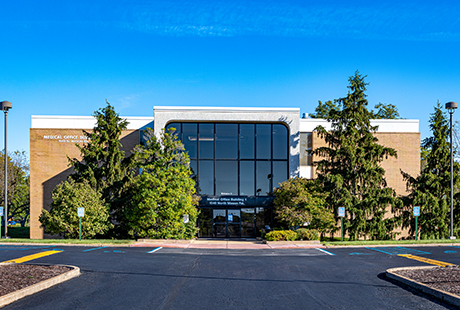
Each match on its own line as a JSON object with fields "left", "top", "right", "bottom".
{"left": 401, "top": 102, "right": 460, "bottom": 239}
{"left": 273, "top": 178, "right": 335, "bottom": 234}
{"left": 68, "top": 101, "right": 135, "bottom": 236}
{"left": 372, "top": 103, "right": 400, "bottom": 119}
{"left": 310, "top": 100, "right": 341, "bottom": 119}
{"left": 0, "top": 151, "right": 30, "bottom": 226}
{"left": 314, "top": 71, "right": 401, "bottom": 240}
{"left": 124, "top": 128, "right": 198, "bottom": 239}
{"left": 39, "top": 179, "right": 112, "bottom": 239}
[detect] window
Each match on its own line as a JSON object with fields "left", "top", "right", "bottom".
{"left": 166, "top": 122, "right": 289, "bottom": 196}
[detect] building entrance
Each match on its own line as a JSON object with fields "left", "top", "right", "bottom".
{"left": 198, "top": 206, "right": 271, "bottom": 239}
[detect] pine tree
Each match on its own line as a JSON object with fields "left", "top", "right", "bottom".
{"left": 314, "top": 71, "right": 400, "bottom": 240}
{"left": 310, "top": 100, "right": 341, "bottom": 118}
{"left": 401, "top": 102, "right": 460, "bottom": 239}
{"left": 68, "top": 101, "right": 133, "bottom": 202}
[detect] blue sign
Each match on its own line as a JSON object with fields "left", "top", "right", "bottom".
{"left": 0, "top": 207, "right": 3, "bottom": 217}
{"left": 228, "top": 214, "right": 233, "bottom": 222}
{"left": 414, "top": 206, "right": 420, "bottom": 217}
{"left": 338, "top": 207, "right": 345, "bottom": 217}
{"left": 78, "top": 207, "right": 85, "bottom": 217}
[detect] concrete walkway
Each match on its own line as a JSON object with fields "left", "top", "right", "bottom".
{"left": 131, "top": 239, "right": 324, "bottom": 249}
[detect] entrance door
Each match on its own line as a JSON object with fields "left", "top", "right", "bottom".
{"left": 241, "top": 208, "right": 255, "bottom": 238}
{"left": 212, "top": 209, "right": 241, "bottom": 238}
{"left": 213, "top": 209, "right": 226, "bottom": 238}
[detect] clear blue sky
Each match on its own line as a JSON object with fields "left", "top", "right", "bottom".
{"left": 1, "top": 0, "right": 460, "bottom": 157}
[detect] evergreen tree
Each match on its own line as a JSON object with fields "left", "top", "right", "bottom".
{"left": 67, "top": 101, "right": 135, "bottom": 237}
{"left": 68, "top": 101, "right": 134, "bottom": 204}
{"left": 124, "top": 128, "right": 199, "bottom": 239}
{"left": 314, "top": 71, "right": 400, "bottom": 240}
{"left": 310, "top": 100, "right": 340, "bottom": 118}
{"left": 401, "top": 102, "right": 460, "bottom": 239}
{"left": 372, "top": 103, "right": 400, "bottom": 119}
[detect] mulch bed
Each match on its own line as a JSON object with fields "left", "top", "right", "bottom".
{"left": 0, "top": 264, "right": 71, "bottom": 297}
{"left": 395, "top": 265, "right": 460, "bottom": 296}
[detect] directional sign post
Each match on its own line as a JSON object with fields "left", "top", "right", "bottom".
{"left": 77, "top": 207, "right": 85, "bottom": 241}
{"left": 0, "top": 207, "right": 3, "bottom": 237}
{"left": 338, "top": 207, "right": 345, "bottom": 242}
{"left": 413, "top": 206, "right": 420, "bottom": 241}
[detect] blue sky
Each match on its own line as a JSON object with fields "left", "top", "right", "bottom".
{"left": 1, "top": 0, "right": 460, "bottom": 157}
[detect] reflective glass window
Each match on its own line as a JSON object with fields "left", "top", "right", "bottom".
{"left": 239, "top": 161, "right": 254, "bottom": 196}
{"left": 240, "top": 124, "right": 255, "bottom": 159}
{"left": 256, "top": 161, "right": 271, "bottom": 195}
{"left": 166, "top": 122, "right": 180, "bottom": 137}
{"left": 256, "top": 124, "right": 271, "bottom": 159}
{"left": 273, "top": 161, "right": 288, "bottom": 189}
{"left": 182, "top": 123, "right": 197, "bottom": 159}
{"left": 199, "top": 123, "right": 214, "bottom": 159}
{"left": 273, "top": 124, "right": 288, "bottom": 159}
{"left": 198, "top": 160, "right": 214, "bottom": 195}
{"left": 216, "top": 124, "right": 238, "bottom": 159}
{"left": 215, "top": 161, "right": 238, "bottom": 195}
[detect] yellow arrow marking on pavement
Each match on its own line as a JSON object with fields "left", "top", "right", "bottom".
{"left": 1, "top": 250, "right": 62, "bottom": 264}
{"left": 398, "top": 254, "right": 456, "bottom": 267}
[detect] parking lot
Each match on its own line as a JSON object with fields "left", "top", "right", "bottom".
{"left": 1, "top": 244, "right": 459, "bottom": 309}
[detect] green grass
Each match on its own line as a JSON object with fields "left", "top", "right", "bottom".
{"left": 323, "top": 239, "right": 460, "bottom": 246}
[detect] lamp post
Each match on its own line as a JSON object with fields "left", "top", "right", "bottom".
{"left": 446, "top": 101, "right": 457, "bottom": 240}
{"left": 1, "top": 101, "right": 12, "bottom": 239}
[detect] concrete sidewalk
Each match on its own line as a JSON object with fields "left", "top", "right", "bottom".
{"left": 131, "top": 239, "right": 324, "bottom": 249}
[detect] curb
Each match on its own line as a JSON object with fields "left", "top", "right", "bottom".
{"left": 0, "top": 264, "right": 80, "bottom": 308}
{"left": 386, "top": 266, "right": 460, "bottom": 307}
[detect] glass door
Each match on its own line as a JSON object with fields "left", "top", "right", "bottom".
{"left": 241, "top": 208, "right": 255, "bottom": 238}
{"left": 227, "top": 209, "right": 241, "bottom": 238}
{"left": 213, "top": 209, "right": 226, "bottom": 238}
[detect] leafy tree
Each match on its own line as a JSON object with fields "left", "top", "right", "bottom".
{"left": 39, "top": 179, "right": 112, "bottom": 239}
{"left": 124, "top": 128, "right": 198, "bottom": 239}
{"left": 401, "top": 102, "right": 460, "bottom": 239}
{"left": 273, "top": 178, "right": 335, "bottom": 234}
{"left": 372, "top": 103, "right": 400, "bottom": 119}
{"left": 310, "top": 100, "right": 341, "bottom": 119}
{"left": 0, "top": 151, "right": 30, "bottom": 226}
{"left": 314, "top": 71, "right": 401, "bottom": 240}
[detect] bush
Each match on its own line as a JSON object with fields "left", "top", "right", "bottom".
{"left": 265, "top": 230, "right": 298, "bottom": 241}
{"left": 296, "top": 228, "right": 320, "bottom": 241}
{"left": 39, "top": 179, "right": 112, "bottom": 239}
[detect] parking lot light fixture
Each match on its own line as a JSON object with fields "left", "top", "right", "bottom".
{"left": 446, "top": 101, "right": 457, "bottom": 240}
{"left": 1, "top": 101, "right": 12, "bottom": 239}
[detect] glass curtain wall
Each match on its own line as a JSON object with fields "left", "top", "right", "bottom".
{"left": 166, "top": 122, "right": 289, "bottom": 196}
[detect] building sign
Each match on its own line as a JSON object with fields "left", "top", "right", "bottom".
{"left": 43, "top": 134, "right": 90, "bottom": 143}
{"left": 200, "top": 196, "right": 274, "bottom": 208}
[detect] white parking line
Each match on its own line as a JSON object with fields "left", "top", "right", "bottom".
{"left": 147, "top": 247, "right": 163, "bottom": 253}
{"left": 317, "top": 248, "right": 335, "bottom": 256}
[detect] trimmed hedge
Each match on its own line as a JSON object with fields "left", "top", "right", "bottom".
{"left": 265, "top": 230, "right": 298, "bottom": 241}
{"left": 296, "top": 228, "right": 320, "bottom": 241}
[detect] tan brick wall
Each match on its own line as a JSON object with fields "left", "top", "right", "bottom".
{"left": 311, "top": 131, "right": 420, "bottom": 239}
{"left": 30, "top": 129, "right": 139, "bottom": 239}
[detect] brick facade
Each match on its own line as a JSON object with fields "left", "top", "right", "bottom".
{"left": 29, "top": 128, "right": 139, "bottom": 239}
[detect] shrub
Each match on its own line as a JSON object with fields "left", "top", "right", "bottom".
{"left": 39, "top": 179, "right": 112, "bottom": 239}
{"left": 265, "top": 230, "right": 298, "bottom": 241}
{"left": 296, "top": 228, "right": 320, "bottom": 241}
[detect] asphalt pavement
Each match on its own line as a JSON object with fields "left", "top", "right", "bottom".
{"left": 1, "top": 243, "right": 460, "bottom": 309}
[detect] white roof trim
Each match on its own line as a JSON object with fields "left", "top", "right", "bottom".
{"left": 300, "top": 118, "right": 419, "bottom": 133}
{"left": 31, "top": 116, "right": 154, "bottom": 130}
{"left": 154, "top": 106, "right": 300, "bottom": 113}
